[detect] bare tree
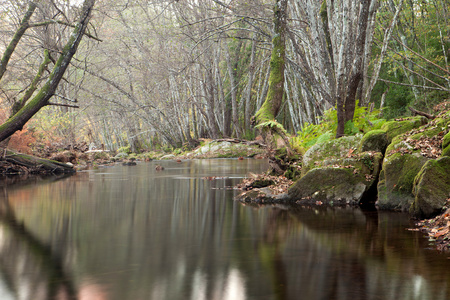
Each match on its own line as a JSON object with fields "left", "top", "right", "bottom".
{"left": 0, "top": 0, "right": 97, "bottom": 142}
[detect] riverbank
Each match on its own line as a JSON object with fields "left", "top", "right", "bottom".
{"left": 2, "top": 119, "right": 449, "bottom": 252}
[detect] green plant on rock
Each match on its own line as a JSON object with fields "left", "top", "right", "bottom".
{"left": 117, "top": 145, "right": 131, "bottom": 154}
{"left": 360, "top": 153, "right": 374, "bottom": 171}
{"left": 292, "top": 104, "right": 386, "bottom": 151}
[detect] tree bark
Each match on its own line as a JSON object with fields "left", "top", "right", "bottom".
{"left": 254, "top": 0, "right": 287, "bottom": 124}
{"left": 0, "top": 0, "right": 96, "bottom": 142}
{"left": 0, "top": 1, "right": 39, "bottom": 81}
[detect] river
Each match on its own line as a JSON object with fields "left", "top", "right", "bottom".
{"left": 0, "top": 158, "right": 449, "bottom": 300}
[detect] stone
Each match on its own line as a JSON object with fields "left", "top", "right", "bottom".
{"left": 302, "top": 135, "right": 362, "bottom": 176}
{"left": 289, "top": 152, "right": 382, "bottom": 206}
{"left": 410, "top": 157, "right": 450, "bottom": 218}
{"left": 380, "top": 116, "right": 428, "bottom": 142}
{"left": 114, "top": 152, "right": 128, "bottom": 160}
{"left": 359, "top": 130, "right": 389, "bottom": 154}
{"left": 235, "top": 188, "right": 289, "bottom": 204}
{"left": 443, "top": 132, "right": 450, "bottom": 156}
{"left": 377, "top": 152, "right": 429, "bottom": 211}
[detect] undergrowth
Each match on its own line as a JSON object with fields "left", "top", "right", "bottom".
{"left": 291, "top": 104, "right": 386, "bottom": 151}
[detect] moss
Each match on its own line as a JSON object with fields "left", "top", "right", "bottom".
{"left": 443, "top": 131, "right": 450, "bottom": 150}
{"left": 284, "top": 165, "right": 301, "bottom": 181}
{"left": 377, "top": 152, "right": 429, "bottom": 210}
{"left": 359, "top": 129, "right": 388, "bottom": 153}
{"left": 302, "top": 135, "right": 362, "bottom": 175}
{"left": 288, "top": 167, "right": 369, "bottom": 205}
{"left": 381, "top": 116, "right": 428, "bottom": 142}
{"left": 411, "top": 157, "right": 450, "bottom": 218}
{"left": 443, "top": 145, "right": 450, "bottom": 157}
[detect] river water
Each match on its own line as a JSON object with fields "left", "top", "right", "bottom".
{"left": 0, "top": 159, "right": 449, "bottom": 300}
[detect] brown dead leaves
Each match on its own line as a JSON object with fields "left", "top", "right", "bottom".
{"left": 417, "top": 200, "right": 450, "bottom": 251}
{"left": 387, "top": 120, "right": 445, "bottom": 159}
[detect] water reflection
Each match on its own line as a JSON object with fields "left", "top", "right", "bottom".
{"left": 0, "top": 159, "right": 449, "bottom": 300}
{"left": 0, "top": 187, "right": 77, "bottom": 300}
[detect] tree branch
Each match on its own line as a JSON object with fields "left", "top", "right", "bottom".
{"left": 47, "top": 102, "right": 80, "bottom": 108}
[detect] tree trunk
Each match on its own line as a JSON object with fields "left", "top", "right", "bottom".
{"left": 335, "top": 0, "right": 372, "bottom": 138}
{"left": 0, "top": 1, "right": 38, "bottom": 81}
{"left": 254, "top": 0, "right": 287, "bottom": 124}
{"left": 0, "top": 0, "right": 96, "bottom": 142}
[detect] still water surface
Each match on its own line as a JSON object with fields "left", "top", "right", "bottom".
{"left": 1, "top": 159, "right": 450, "bottom": 300}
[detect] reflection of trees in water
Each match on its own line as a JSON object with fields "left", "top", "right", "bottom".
{"left": 3, "top": 160, "right": 450, "bottom": 300}
{"left": 256, "top": 206, "right": 450, "bottom": 300}
{"left": 0, "top": 188, "right": 77, "bottom": 300}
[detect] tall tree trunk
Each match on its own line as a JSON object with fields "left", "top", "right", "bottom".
{"left": 245, "top": 36, "right": 257, "bottom": 132}
{"left": 254, "top": 0, "right": 287, "bottom": 124}
{"left": 335, "top": 0, "right": 372, "bottom": 138}
{"left": 223, "top": 40, "right": 243, "bottom": 138}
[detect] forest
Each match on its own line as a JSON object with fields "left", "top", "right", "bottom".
{"left": 0, "top": 0, "right": 449, "bottom": 156}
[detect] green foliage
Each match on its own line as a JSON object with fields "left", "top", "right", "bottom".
{"left": 93, "top": 151, "right": 109, "bottom": 160}
{"left": 291, "top": 104, "right": 386, "bottom": 150}
{"left": 254, "top": 119, "right": 287, "bottom": 135}
{"left": 117, "top": 145, "right": 131, "bottom": 154}
{"left": 370, "top": 0, "right": 450, "bottom": 118}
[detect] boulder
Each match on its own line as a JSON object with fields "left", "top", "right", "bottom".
{"left": 192, "top": 141, "right": 264, "bottom": 158}
{"left": 410, "top": 157, "right": 450, "bottom": 218}
{"left": 377, "top": 112, "right": 450, "bottom": 211}
{"left": 235, "top": 188, "right": 289, "bottom": 204}
{"left": 113, "top": 152, "right": 128, "bottom": 160}
{"left": 443, "top": 131, "right": 450, "bottom": 149}
{"left": 380, "top": 116, "right": 428, "bottom": 142}
{"left": 302, "top": 135, "right": 362, "bottom": 176}
{"left": 377, "top": 152, "right": 429, "bottom": 211}
{"left": 443, "top": 131, "right": 450, "bottom": 157}
{"left": 288, "top": 152, "right": 383, "bottom": 205}
{"left": 358, "top": 130, "right": 389, "bottom": 154}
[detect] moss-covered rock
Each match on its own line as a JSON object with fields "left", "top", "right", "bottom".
{"left": 359, "top": 130, "right": 389, "bottom": 153}
{"left": 377, "top": 153, "right": 429, "bottom": 211}
{"left": 288, "top": 151, "right": 382, "bottom": 205}
{"left": 302, "top": 135, "right": 362, "bottom": 176}
{"left": 443, "top": 131, "right": 450, "bottom": 155}
{"left": 288, "top": 168, "right": 366, "bottom": 205}
{"left": 381, "top": 116, "right": 428, "bottom": 142}
{"left": 235, "top": 188, "right": 289, "bottom": 204}
{"left": 443, "top": 145, "right": 450, "bottom": 157}
{"left": 410, "top": 157, "right": 450, "bottom": 218}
